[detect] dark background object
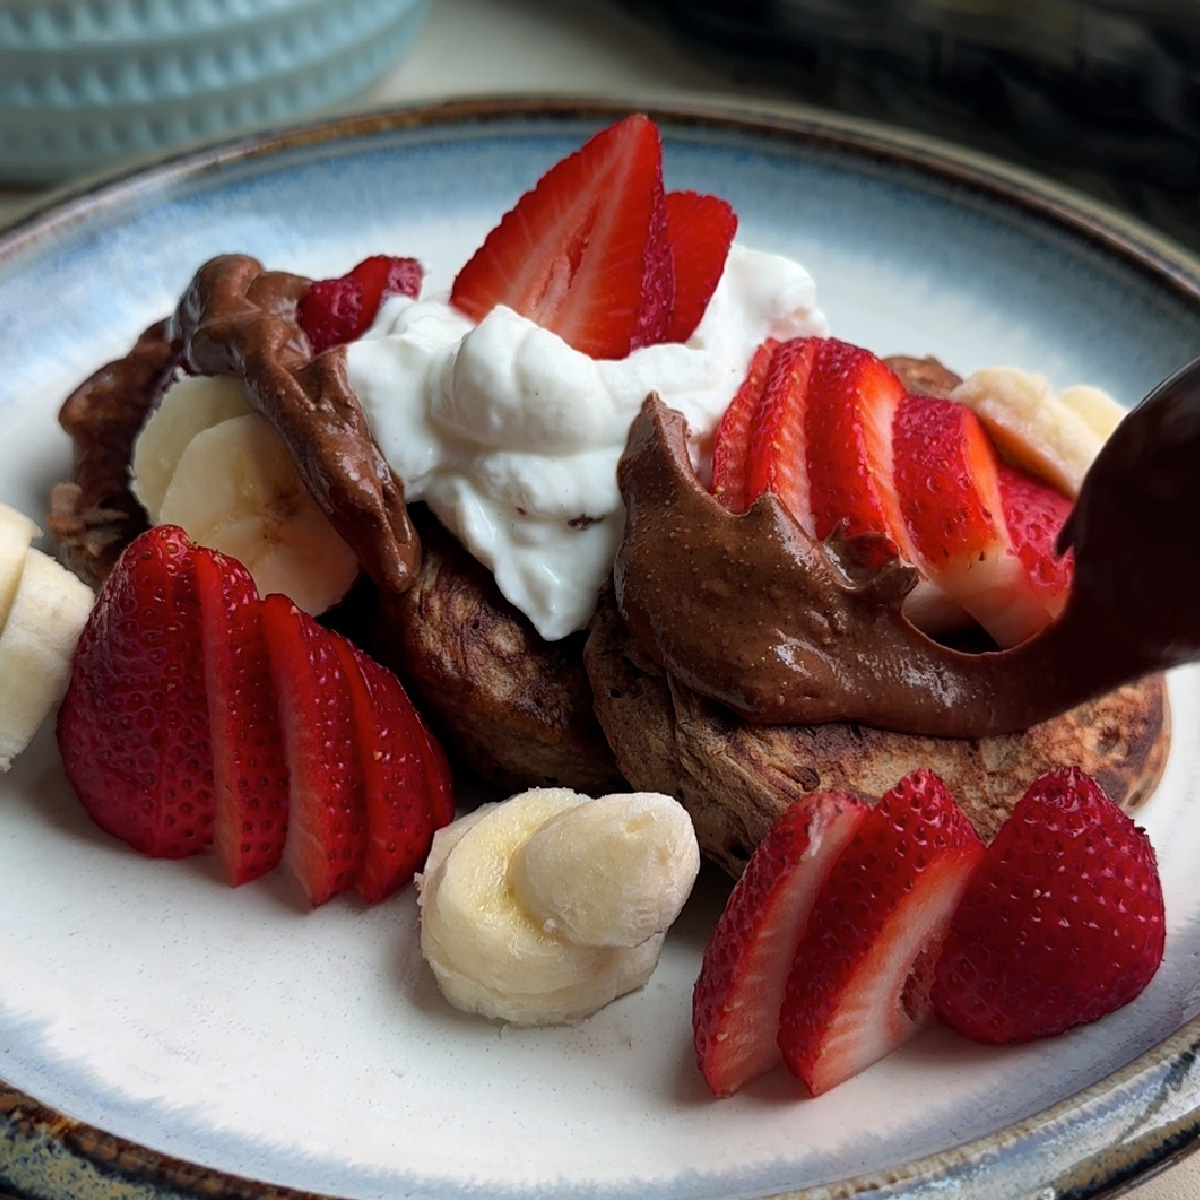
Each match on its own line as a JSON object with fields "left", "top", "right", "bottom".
{"left": 623, "top": 0, "right": 1200, "bottom": 251}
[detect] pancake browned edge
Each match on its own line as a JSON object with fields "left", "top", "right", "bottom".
{"left": 584, "top": 587, "right": 1170, "bottom": 877}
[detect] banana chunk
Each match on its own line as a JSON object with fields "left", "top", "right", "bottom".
{"left": 950, "top": 367, "right": 1113, "bottom": 497}
{"left": 416, "top": 788, "right": 700, "bottom": 1025}
{"left": 0, "top": 546, "right": 94, "bottom": 772}
{"left": 157, "top": 411, "right": 359, "bottom": 615}
{"left": 0, "top": 504, "right": 39, "bottom": 633}
{"left": 131, "top": 374, "right": 253, "bottom": 521}
{"left": 510, "top": 792, "right": 700, "bottom": 947}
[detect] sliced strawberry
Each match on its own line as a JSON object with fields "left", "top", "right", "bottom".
{"left": 743, "top": 336, "right": 819, "bottom": 528}
{"left": 260, "top": 593, "right": 365, "bottom": 906}
{"left": 804, "top": 340, "right": 911, "bottom": 555}
{"left": 330, "top": 637, "right": 453, "bottom": 903}
{"left": 894, "top": 396, "right": 1071, "bottom": 647}
{"left": 298, "top": 254, "right": 423, "bottom": 355}
{"left": 710, "top": 337, "right": 777, "bottom": 514}
{"left": 777, "top": 770, "right": 985, "bottom": 1096}
{"left": 996, "top": 460, "right": 1074, "bottom": 635}
{"left": 57, "top": 526, "right": 215, "bottom": 858}
{"left": 933, "top": 768, "right": 1164, "bottom": 1044}
{"left": 665, "top": 191, "right": 737, "bottom": 342}
{"left": 692, "top": 792, "right": 869, "bottom": 1097}
{"left": 194, "top": 550, "right": 289, "bottom": 886}
{"left": 450, "top": 114, "right": 673, "bottom": 359}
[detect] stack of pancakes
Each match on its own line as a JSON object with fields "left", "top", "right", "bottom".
{"left": 49, "top": 260, "right": 1169, "bottom": 877}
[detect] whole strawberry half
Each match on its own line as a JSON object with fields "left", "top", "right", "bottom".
{"left": 693, "top": 791, "right": 868, "bottom": 1097}
{"left": 777, "top": 769, "right": 985, "bottom": 1096}
{"left": 297, "top": 255, "right": 423, "bottom": 356}
{"left": 450, "top": 114, "right": 673, "bottom": 360}
{"left": 58, "top": 525, "right": 215, "bottom": 858}
{"left": 933, "top": 767, "right": 1165, "bottom": 1044}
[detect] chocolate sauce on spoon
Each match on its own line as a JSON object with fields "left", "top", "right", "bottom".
{"left": 614, "top": 361, "right": 1200, "bottom": 738}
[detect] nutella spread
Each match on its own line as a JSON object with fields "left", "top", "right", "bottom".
{"left": 614, "top": 374, "right": 1200, "bottom": 739}
{"left": 53, "top": 255, "right": 419, "bottom": 597}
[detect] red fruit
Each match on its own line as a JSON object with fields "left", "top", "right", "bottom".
{"left": 710, "top": 337, "right": 777, "bottom": 514}
{"left": 933, "top": 768, "right": 1165, "bottom": 1045}
{"left": 450, "top": 114, "right": 673, "bottom": 359}
{"left": 804, "top": 340, "right": 910, "bottom": 554}
{"left": 997, "top": 460, "right": 1074, "bottom": 630}
{"left": 194, "top": 551, "right": 289, "bottom": 886}
{"left": 665, "top": 191, "right": 737, "bottom": 343}
{"left": 693, "top": 792, "right": 869, "bottom": 1097}
{"left": 777, "top": 770, "right": 985, "bottom": 1096}
{"left": 743, "top": 337, "right": 819, "bottom": 527}
{"left": 298, "top": 255, "right": 423, "bottom": 355}
{"left": 57, "top": 526, "right": 215, "bottom": 858}
{"left": 331, "top": 637, "right": 454, "bottom": 904}
{"left": 260, "top": 593, "right": 365, "bottom": 906}
{"left": 894, "top": 395, "right": 1073, "bottom": 646}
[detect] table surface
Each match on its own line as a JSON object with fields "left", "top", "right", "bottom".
{"left": 2, "top": 1, "right": 1198, "bottom": 1197}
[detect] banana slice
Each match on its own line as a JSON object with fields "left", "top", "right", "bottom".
{"left": 0, "top": 504, "right": 39, "bottom": 632}
{"left": 510, "top": 792, "right": 699, "bottom": 948}
{"left": 0, "top": 548, "right": 94, "bottom": 771}
{"left": 417, "top": 789, "right": 669, "bottom": 1025}
{"left": 131, "top": 375, "right": 253, "bottom": 521}
{"left": 1058, "top": 384, "right": 1126, "bottom": 442}
{"left": 157, "top": 412, "right": 359, "bottom": 615}
{"left": 951, "top": 367, "right": 1104, "bottom": 496}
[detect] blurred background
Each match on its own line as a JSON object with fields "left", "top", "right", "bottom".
{"left": 2, "top": 0, "right": 1200, "bottom": 252}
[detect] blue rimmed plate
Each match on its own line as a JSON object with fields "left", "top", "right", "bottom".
{"left": 2, "top": 98, "right": 1200, "bottom": 1200}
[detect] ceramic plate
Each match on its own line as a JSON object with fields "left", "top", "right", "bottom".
{"left": 3, "top": 99, "right": 1200, "bottom": 1200}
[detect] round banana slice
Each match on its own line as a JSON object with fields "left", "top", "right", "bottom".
{"left": 418, "top": 789, "right": 664, "bottom": 1025}
{"left": 0, "top": 548, "right": 93, "bottom": 772}
{"left": 510, "top": 792, "right": 699, "bottom": 948}
{"left": 131, "top": 374, "right": 253, "bottom": 521}
{"left": 157, "top": 412, "right": 359, "bottom": 615}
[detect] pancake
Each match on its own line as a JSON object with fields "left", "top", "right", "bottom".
{"left": 368, "top": 506, "right": 623, "bottom": 794}
{"left": 584, "top": 588, "right": 1170, "bottom": 877}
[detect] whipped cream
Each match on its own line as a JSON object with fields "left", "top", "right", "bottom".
{"left": 346, "top": 246, "right": 828, "bottom": 641}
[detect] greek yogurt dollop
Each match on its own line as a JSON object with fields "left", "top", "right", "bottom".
{"left": 346, "top": 245, "right": 827, "bottom": 641}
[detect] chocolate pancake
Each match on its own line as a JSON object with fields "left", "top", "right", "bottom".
{"left": 584, "top": 588, "right": 1170, "bottom": 877}
{"left": 369, "top": 506, "right": 623, "bottom": 794}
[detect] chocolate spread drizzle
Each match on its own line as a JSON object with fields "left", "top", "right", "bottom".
{"left": 52, "top": 255, "right": 419, "bottom": 595}
{"left": 614, "top": 370, "right": 1200, "bottom": 739}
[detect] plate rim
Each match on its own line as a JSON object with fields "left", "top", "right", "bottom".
{"left": 3, "top": 94, "right": 1200, "bottom": 1200}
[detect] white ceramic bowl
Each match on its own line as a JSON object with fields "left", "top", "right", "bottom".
{"left": 0, "top": 0, "right": 431, "bottom": 182}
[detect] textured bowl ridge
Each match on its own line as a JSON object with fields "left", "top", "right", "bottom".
{"left": 0, "top": 0, "right": 430, "bottom": 180}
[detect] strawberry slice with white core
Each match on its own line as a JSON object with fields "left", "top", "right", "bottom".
{"left": 195, "top": 550, "right": 290, "bottom": 886}
{"left": 331, "top": 636, "right": 453, "bottom": 904}
{"left": 710, "top": 337, "right": 777, "bottom": 513}
{"left": 994, "top": 460, "right": 1074, "bottom": 642}
{"left": 665, "top": 190, "right": 737, "bottom": 343}
{"left": 895, "top": 395, "right": 1070, "bottom": 647}
{"left": 804, "top": 340, "right": 911, "bottom": 556}
{"left": 692, "top": 792, "right": 869, "bottom": 1097}
{"left": 743, "top": 337, "right": 820, "bottom": 527}
{"left": 777, "top": 769, "right": 985, "bottom": 1096}
{"left": 260, "top": 593, "right": 365, "bottom": 906}
{"left": 450, "top": 114, "right": 673, "bottom": 359}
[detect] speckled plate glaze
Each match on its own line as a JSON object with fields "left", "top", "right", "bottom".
{"left": 3, "top": 99, "right": 1200, "bottom": 1200}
